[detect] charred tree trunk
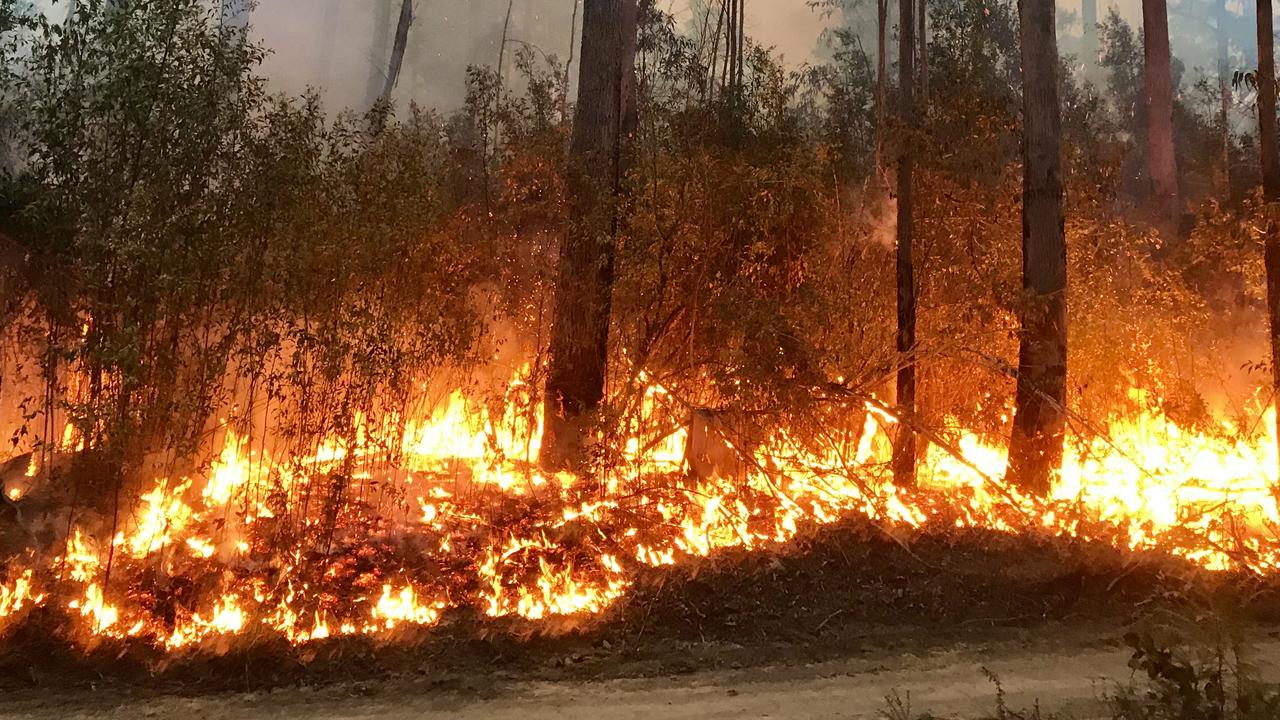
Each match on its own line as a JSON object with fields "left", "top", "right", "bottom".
{"left": 1258, "top": 0, "right": 1280, "bottom": 488}
{"left": 1143, "top": 0, "right": 1180, "bottom": 223}
{"left": 380, "top": 0, "right": 414, "bottom": 103}
{"left": 1006, "top": 0, "right": 1068, "bottom": 496}
{"left": 540, "top": 0, "right": 639, "bottom": 471}
{"left": 893, "top": 0, "right": 918, "bottom": 487}
{"left": 364, "top": 0, "right": 395, "bottom": 109}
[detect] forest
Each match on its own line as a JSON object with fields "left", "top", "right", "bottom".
{"left": 0, "top": 0, "right": 1279, "bottom": 717}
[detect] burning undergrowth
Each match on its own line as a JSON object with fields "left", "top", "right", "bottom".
{"left": 0, "top": 362, "right": 1276, "bottom": 674}
{"left": 0, "top": 516, "right": 1274, "bottom": 694}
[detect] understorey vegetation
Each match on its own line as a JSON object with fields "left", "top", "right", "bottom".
{"left": 0, "top": 0, "right": 1274, "bottom": 682}
{"left": 0, "top": 0, "right": 1264, "bottom": 483}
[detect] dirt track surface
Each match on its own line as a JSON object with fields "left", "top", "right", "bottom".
{"left": 10, "top": 631, "right": 1280, "bottom": 720}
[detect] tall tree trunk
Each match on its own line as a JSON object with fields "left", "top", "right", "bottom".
{"left": 380, "top": 0, "right": 414, "bottom": 103}
{"left": 1006, "top": 0, "right": 1068, "bottom": 496}
{"left": 917, "top": 0, "right": 928, "bottom": 103}
{"left": 1217, "top": 0, "right": 1232, "bottom": 193}
{"left": 562, "top": 0, "right": 580, "bottom": 119}
{"left": 540, "top": 0, "right": 639, "bottom": 471}
{"left": 364, "top": 0, "right": 395, "bottom": 109}
{"left": 893, "top": 0, "right": 918, "bottom": 487}
{"left": 495, "top": 0, "right": 515, "bottom": 153}
{"left": 725, "top": 0, "right": 739, "bottom": 96}
{"left": 1257, "top": 0, "right": 1280, "bottom": 490}
{"left": 1081, "top": 0, "right": 1099, "bottom": 80}
{"left": 1143, "top": 0, "right": 1180, "bottom": 223}
{"left": 874, "top": 0, "right": 888, "bottom": 173}
{"left": 736, "top": 0, "right": 746, "bottom": 91}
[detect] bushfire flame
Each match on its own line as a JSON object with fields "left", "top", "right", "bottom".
{"left": 0, "top": 369, "right": 1276, "bottom": 652}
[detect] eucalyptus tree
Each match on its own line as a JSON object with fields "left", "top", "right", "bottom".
{"left": 1006, "top": 0, "right": 1068, "bottom": 495}
{"left": 1257, "top": 0, "right": 1280, "bottom": 486}
{"left": 541, "top": 0, "right": 638, "bottom": 471}
{"left": 1143, "top": 0, "right": 1180, "bottom": 223}
{"left": 892, "top": 0, "right": 918, "bottom": 486}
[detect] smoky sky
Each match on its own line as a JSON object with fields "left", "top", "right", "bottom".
{"left": 29, "top": 0, "right": 1270, "bottom": 113}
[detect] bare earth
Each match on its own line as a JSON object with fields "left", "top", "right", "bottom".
{"left": 8, "top": 631, "right": 1279, "bottom": 720}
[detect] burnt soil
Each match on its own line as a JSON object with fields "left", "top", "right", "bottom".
{"left": 1, "top": 519, "right": 1277, "bottom": 700}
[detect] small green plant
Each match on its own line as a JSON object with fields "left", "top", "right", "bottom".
{"left": 1108, "top": 630, "right": 1280, "bottom": 720}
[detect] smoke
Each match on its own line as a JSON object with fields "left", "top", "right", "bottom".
{"left": 243, "top": 0, "right": 833, "bottom": 113}
{"left": 23, "top": 0, "right": 1259, "bottom": 115}
{"left": 248, "top": 0, "right": 581, "bottom": 112}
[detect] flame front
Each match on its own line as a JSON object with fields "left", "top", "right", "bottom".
{"left": 0, "top": 366, "right": 1276, "bottom": 652}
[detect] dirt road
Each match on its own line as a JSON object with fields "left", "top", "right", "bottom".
{"left": 12, "top": 631, "right": 1277, "bottom": 720}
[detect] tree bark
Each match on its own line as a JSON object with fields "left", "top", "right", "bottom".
{"left": 1257, "top": 0, "right": 1280, "bottom": 491}
{"left": 1143, "top": 0, "right": 1180, "bottom": 223}
{"left": 541, "top": 0, "right": 639, "bottom": 471}
{"left": 364, "top": 0, "right": 395, "bottom": 109}
{"left": 736, "top": 0, "right": 746, "bottom": 91}
{"left": 892, "top": 0, "right": 918, "bottom": 487}
{"left": 1006, "top": 0, "right": 1067, "bottom": 496}
{"left": 380, "top": 0, "right": 413, "bottom": 103}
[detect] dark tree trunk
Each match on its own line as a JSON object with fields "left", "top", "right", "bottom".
{"left": 380, "top": 0, "right": 413, "bottom": 102}
{"left": 1258, "top": 0, "right": 1280, "bottom": 491}
{"left": 364, "top": 0, "right": 395, "bottom": 109}
{"left": 893, "top": 0, "right": 918, "bottom": 487}
{"left": 1143, "top": 0, "right": 1180, "bottom": 222}
{"left": 724, "top": 0, "right": 740, "bottom": 96}
{"left": 736, "top": 0, "right": 746, "bottom": 91}
{"left": 540, "top": 0, "right": 639, "bottom": 471}
{"left": 1006, "top": 0, "right": 1068, "bottom": 496}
